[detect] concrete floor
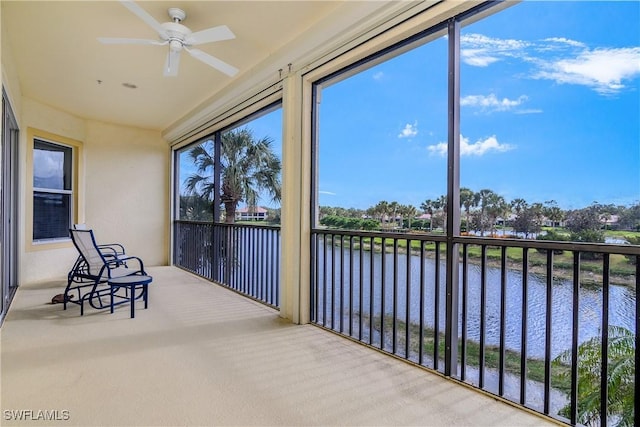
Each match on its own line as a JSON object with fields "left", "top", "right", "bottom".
{"left": 1, "top": 267, "right": 554, "bottom": 426}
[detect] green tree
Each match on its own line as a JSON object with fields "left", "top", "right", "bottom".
{"left": 554, "top": 326, "right": 635, "bottom": 426}
{"left": 486, "top": 194, "right": 508, "bottom": 235}
{"left": 420, "top": 199, "right": 436, "bottom": 232}
{"left": 476, "top": 189, "right": 497, "bottom": 236}
{"left": 543, "top": 200, "right": 565, "bottom": 228}
{"left": 185, "top": 128, "right": 281, "bottom": 224}
{"left": 460, "top": 188, "right": 477, "bottom": 233}
{"left": 513, "top": 206, "right": 542, "bottom": 239}
{"left": 618, "top": 203, "right": 640, "bottom": 231}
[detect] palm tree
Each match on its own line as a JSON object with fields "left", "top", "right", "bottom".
{"left": 420, "top": 199, "right": 436, "bottom": 232}
{"left": 554, "top": 326, "right": 635, "bottom": 426}
{"left": 510, "top": 198, "right": 528, "bottom": 215}
{"left": 184, "top": 127, "right": 281, "bottom": 223}
{"left": 388, "top": 201, "right": 400, "bottom": 229}
{"left": 485, "top": 194, "right": 507, "bottom": 236}
{"left": 401, "top": 204, "right": 418, "bottom": 230}
{"left": 374, "top": 200, "right": 390, "bottom": 227}
{"left": 476, "top": 189, "right": 496, "bottom": 236}
{"left": 460, "top": 187, "right": 477, "bottom": 233}
{"left": 544, "top": 200, "right": 565, "bottom": 228}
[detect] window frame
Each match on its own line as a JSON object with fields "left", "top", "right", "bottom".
{"left": 26, "top": 128, "right": 82, "bottom": 250}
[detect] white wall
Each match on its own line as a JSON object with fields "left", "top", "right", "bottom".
{"left": 84, "top": 120, "right": 168, "bottom": 267}
{"left": 20, "top": 100, "right": 169, "bottom": 285}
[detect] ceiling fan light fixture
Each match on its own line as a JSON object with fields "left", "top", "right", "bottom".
{"left": 169, "top": 39, "right": 183, "bottom": 52}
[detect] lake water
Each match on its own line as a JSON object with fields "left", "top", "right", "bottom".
{"left": 313, "top": 245, "right": 636, "bottom": 359}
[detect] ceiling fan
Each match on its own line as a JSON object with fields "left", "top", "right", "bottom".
{"left": 98, "top": 0, "right": 238, "bottom": 77}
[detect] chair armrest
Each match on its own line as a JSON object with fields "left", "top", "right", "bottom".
{"left": 106, "top": 255, "right": 146, "bottom": 275}
{"left": 98, "top": 243, "right": 126, "bottom": 256}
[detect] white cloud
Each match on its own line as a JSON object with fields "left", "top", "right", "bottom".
{"left": 461, "top": 33, "right": 529, "bottom": 67}
{"left": 319, "top": 190, "right": 336, "bottom": 196}
{"left": 461, "top": 93, "right": 528, "bottom": 112}
{"left": 461, "top": 32, "right": 640, "bottom": 95}
{"left": 373, "top": 71, "right": 384, "bottom": 80}
{"left": 398, "top": 121, "right": 418, "bottom": 138}
{"left": 428, "top": 135, "right": 515, "bottom": 157}
{"left": 542, "top": 37, "right": 586, "bottom": 48}
{"left": 515, "top": 109, "right": 543, "bottom": 115}
{"left": 533, "top": 47, "right": 640, "bottom": 94}
{"left": 460, "top": 49, "right": 500, "bottom": 67}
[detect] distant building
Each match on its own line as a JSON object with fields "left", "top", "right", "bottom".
{"left": 235, "top": 206, "right": 268, "bottom": 221}
{"left": 599, "top": 214, "right": 620, "bottom": 227}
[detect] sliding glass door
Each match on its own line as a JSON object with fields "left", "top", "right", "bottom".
{"left": 1, "top": 89, "right": 19, "bottom": 324}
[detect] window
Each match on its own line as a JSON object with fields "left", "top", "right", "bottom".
{"left": 313, "top": 28, "right": 448, "bottom": 232}
{"left": 174, "top": 104, "right": 282, "bottom": 223}
{"left": 32, "top": 139, "right": 73, "bottom": 241}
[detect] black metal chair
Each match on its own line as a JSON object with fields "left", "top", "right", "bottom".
{"left": 64, "top": 228, "right": 147, "bottom": 315}
{"left": 73, "top": 223, "right": 126, "bottom": 261}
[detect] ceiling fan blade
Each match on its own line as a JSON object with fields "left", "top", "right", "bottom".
{"left": 164, "top": 50, "right": 181, "bottom": 77}
{"left": 98, "top": 37, "right": 166, "bottom": 46}
{"left": 120, "top": 0, "right": 168, "bottom": 38}
{"left": 185, "top": 47, "right": 238, "bottom": 77}
{"left": 187, "top": 25, "right": 236, "bottom": 45}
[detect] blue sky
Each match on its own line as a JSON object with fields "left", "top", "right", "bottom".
{"left": 317, "top": 0, "right": 640, "bottom": 211}
{"left": 180, "top": 1, "right": 639, "bottom": 213}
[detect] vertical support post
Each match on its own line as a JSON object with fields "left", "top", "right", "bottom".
{"left": 444, "top": 17, "right": 461, "bottom": 378}
{"left": 213, "top": 133, "right": 221, "bottom": 222}
{"left": 281, "top": 71, "right": 309, "bottom": 324}
{"left": 212, "top": 133, "right": 222, "bottom": 282}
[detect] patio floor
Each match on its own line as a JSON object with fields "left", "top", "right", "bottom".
{"left": 1, "top": 266, "right": 554, "bottom": 426}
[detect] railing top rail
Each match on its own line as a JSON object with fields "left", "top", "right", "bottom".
{"left": 311, "top": 227, "right": 640, "bottom": 255}
{"left": 454, "top": 235, "right": 640, "bottom": 255}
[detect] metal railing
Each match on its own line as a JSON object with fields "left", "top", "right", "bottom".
{"left": 174, "top": 220, "right": 280, "bottom": 308}
{"left": 311, "top": 228, "right": 638, "bottom": 426}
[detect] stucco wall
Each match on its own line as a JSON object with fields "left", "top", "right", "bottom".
{"left": 20, "top": 100, "right": 168, "bottom": 286}
{"left": 84, "top": 120, "right": 168, "bottom": 267}
{"left": 3, "top": 25, "right": 168, "bottom": 286}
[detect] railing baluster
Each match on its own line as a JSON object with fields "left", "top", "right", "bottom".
{"left": 419, "top": 240, "right": 425, "bottom": 366}
{"left": 600, "top": 253, "right": 610, "bottom": 427}
{"left": 340, "top": 235, "right": 344, "bottom": 334}
{"left": 635, "top": 256, "right": 639, "bottom": 427}
{"left": 381, "top": 237, "right": 386, "bottom": 351}
{"left": 479, "top": 244, "right": 486, "bottom": 388}
{"left": 406, "top": 238, "right": 411, "bottom": 360}
{"left": 461, "top": 243, "right": 468, "bottom": 381}
{"left": 323, "top": 232, "right": 328, "bottom": 327}
{"left": 544, "top": 249, "right": 553, "bottom": 415}
{"left": 499, "top": 246, "right": 507, "bottom": 396}
{"left": 520, "top": 247, "right": 528, "bottom": 405}
{"left": 359, "top": 236, "right": 364, "bottom": 341}
{"left": 331, "top": 234, "right": 336, "bottom": 330}
{"left": 570, "top": 251, "right": 580, "bottom": 425}
{"left": 434, "top": 242, "right": 441, "bottom": 371}
{"left": 369, "top": 236, "right": 375, "bottom": 346}
{"left": 349, "top": 235, "right": 354, "bottom": 337}
{"left": 393, "top": 238, "right": 399, "bottom": 355}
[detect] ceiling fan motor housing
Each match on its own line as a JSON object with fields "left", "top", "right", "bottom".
{"left": 161, "top": 21, "right": 192, "bottom": 51}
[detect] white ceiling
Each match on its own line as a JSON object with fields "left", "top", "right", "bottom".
{"left": 2, "top": 1, "right": 351, "bottom": 132}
